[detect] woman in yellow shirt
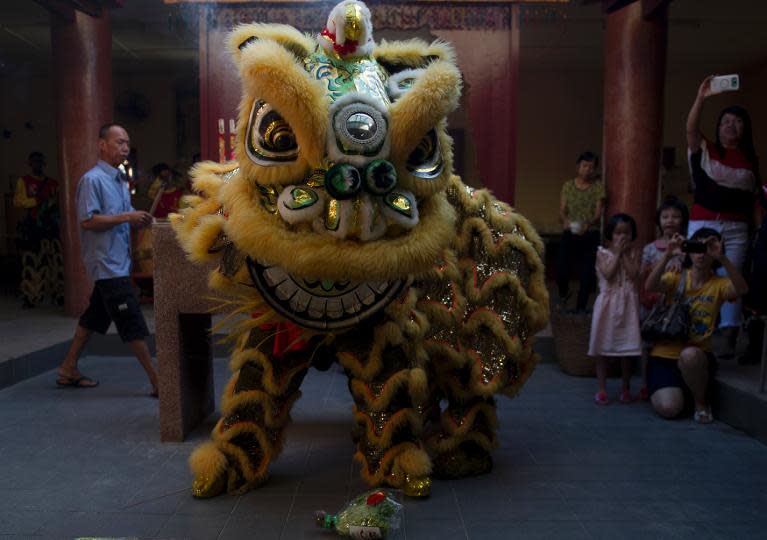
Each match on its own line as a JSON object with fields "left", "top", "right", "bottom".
{"left": 645, "top": 228, "right": 748, "bottom": 423}
{"left": 557, "top": 151, "right": 606, "bottom": 312}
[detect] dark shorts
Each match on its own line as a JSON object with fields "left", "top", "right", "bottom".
{"left": 647, "top": 353, "right": 718, "bottom": 405}
{"left": 79, "top": 277, "right": 149, "bottom": 343}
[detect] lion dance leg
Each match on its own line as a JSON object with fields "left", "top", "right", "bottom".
{"left": 339, "top": 317, "right": 434, "bottom": 497}
{"left": 190, "top": 330, "right": 310, "bottom": 497}
{"left": 430, "top": 368, "right": 498, "bottom": 478}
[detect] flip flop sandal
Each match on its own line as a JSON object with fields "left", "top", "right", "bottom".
{"left": 56, "top": 375, "right": 99, "bottom": 388}
{"left": 694, "top": 408, "right": 713, "bottom": 424}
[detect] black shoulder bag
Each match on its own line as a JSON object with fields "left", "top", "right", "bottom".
{"left": 641, "top": 270, "right": 691, "bottom": 342}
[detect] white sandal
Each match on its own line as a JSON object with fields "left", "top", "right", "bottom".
{"left": 693, "top": 407, "right": 713, "bottom": 424}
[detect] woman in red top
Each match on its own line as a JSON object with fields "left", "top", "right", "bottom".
{"left": 685, "top": 75, "right": 761, "bottom": 354}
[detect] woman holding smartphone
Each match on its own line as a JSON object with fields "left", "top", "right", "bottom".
{"left": 686, "top": 75, "right": 761, "bottom": 355}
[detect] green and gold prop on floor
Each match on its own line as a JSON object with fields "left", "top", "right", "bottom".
{"left": 315, "top": 489, "right": 403, "bottom": 539}
{"left": 173, "top": 0, "right": 549, "bottom": 499}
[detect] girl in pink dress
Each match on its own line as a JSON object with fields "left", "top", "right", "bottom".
{"left": 588, "top": 213, "right": 642, "bottom": 405}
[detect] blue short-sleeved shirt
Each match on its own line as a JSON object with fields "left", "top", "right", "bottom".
{"left": 76, "top": 160, "right": 134, "bottom": 281}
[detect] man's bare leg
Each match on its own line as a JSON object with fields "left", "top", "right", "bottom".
{"left": 57, "top": 325, "right": 98, "bottom": 386}
{"left": 128, "top": 339, "right": 159, "bottom": 395}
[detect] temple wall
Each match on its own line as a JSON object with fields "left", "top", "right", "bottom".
{"left": 515, "top": 67, "right": 604, "bottom": 234}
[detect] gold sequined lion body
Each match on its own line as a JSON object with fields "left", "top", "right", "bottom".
{"left": 173, "top": 0, "right": 548, "bottom": 498}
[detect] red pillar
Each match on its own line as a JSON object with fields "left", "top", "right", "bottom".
{"left": 507, "top": 3, "right": 520, "bottom": 205}
{"left": 51, "top": 9, "right": 113, "bottom": 317}
{"left": 603, "top": 1, "right": 667, "bottom": 246}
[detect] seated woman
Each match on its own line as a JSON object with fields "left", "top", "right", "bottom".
{"left": 644, "top": 228, "right": 748, "bottom": 423}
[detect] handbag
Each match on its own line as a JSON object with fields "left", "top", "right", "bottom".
{"left": 640, "top": 270, "right": 691, "bottom": 342}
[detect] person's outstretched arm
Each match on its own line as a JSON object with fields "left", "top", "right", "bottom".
{"left": 646, "top": 233, "right": 683, "bottom": 292}
{"left": 686, "top": 75, "right": 714, "bottom": 152}
{"left": 77, "top": 174, "right": 152, "bottom": 232}
{"left": 706, "top": 236, "right": 749, "bottom": 299}
{"left": 81, "top": 211, "right": 152, "bottom": 231}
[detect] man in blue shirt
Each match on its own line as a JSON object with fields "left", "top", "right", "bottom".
{"left": 56, "top": 123, "right": 159, "bottom": 396}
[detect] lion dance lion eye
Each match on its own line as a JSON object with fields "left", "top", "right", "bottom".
{"left": 406, "top": 128, "right": 443, "bottom": 179}
{"left": 245, "top": 100, "right": 299, "bottom": 166}
{"left": 263, "top": 117, "right": 296, "bottom": 152}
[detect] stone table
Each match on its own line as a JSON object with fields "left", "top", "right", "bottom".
{"left": 152, "top": 221, "right": 218, "bottom": 442}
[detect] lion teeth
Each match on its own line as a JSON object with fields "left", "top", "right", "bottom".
{"left": 308, "top": 297, "right": 327, "bottom": 318}
{"left": 355, "top": 284, "right": 375, "bottom": 305}
{"left": 289, "top": 290, "right": 312, "bottom": 313}
{"left": 275, "top": 280, "right": 297, "bottom": 301}
{"left": 263, "top": 266, "right": 288, "bottom": 287}
{"left": 369, "top": 281, "right": 388, "bottom": 294}
{"left": 341, "top": 292, "right": 362, "bottom": 314}
{"left": 326, "top": 298, "right": 344, "bottom": 319}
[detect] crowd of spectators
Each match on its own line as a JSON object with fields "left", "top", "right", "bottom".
{"left": 556, "top": 76, "right": 764, "bottom": 423}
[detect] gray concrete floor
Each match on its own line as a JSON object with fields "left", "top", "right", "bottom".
{"left": 1, "top": 353, "right": 766, "bottom": 540}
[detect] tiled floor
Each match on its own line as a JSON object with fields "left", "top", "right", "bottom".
{"left": 1, "top": 352, "right": 766, "bottom": 540}
{"left": 0, "top": 296, "right": 156, "bottom": 363}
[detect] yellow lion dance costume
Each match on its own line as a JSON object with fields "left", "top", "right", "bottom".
{"left": 173, "top": 0, "right": 548, "bottom": 498}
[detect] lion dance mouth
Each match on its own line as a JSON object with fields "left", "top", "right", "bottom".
{"left": 247, "top": 257, "right": 406, "bottom": 330}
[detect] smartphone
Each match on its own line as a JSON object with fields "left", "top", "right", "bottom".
{"left": 710, "top": 74, "right": 740, "bottom": 94}
{"left": 682, "top": 240, "right": 707, "bottom": 254}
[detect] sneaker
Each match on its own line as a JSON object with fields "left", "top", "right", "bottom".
{"left": 594, "top": 390, "right": 609, "bottom": 406}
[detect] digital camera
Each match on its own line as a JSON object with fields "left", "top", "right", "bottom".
{"left": 681, "top": 240, "right": 707, "bottom": 254}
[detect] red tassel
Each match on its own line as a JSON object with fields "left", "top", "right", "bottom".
{"left": 252, "top": 313, "right": 308, "bottom": 358}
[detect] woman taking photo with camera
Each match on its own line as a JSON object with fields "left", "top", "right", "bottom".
{"left": 644, "top": 229, "right": 748, "bottom": 424}
{"left": 686, "top": 75, "right": 761, "bottom": 355}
